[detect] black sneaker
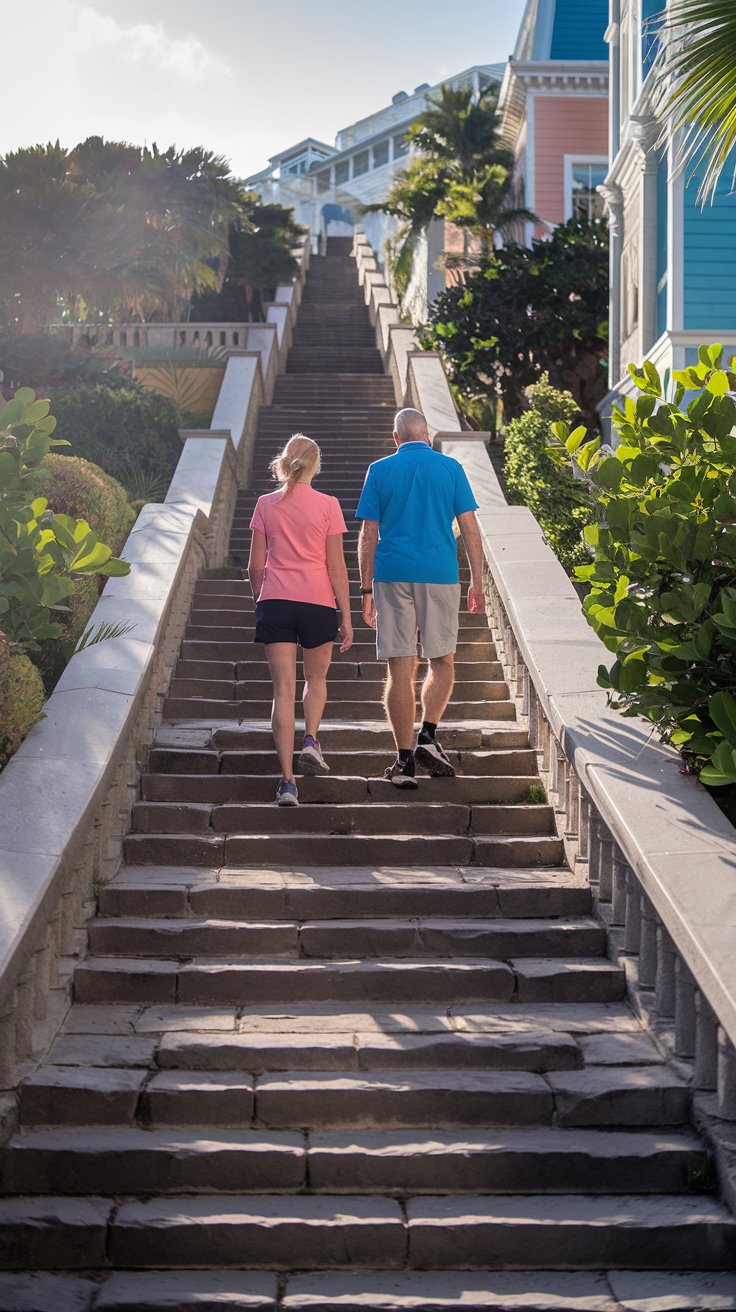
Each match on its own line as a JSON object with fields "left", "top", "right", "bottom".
{"left": 415, "top": 736, "right": 456, "bottom": 777}
{"left": 383, "top": 756, "right": 418, "bottom": 789}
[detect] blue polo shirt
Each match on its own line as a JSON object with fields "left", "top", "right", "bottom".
{"left": 355, "top": 442, "right": 478, "bottom": 584}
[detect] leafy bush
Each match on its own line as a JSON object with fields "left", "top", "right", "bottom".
{"left": 0, "top": 634, "right": 45, "bottom": 769}
{"left": 51, "top": 383, "right": 181, "bottom": 490}
{"left": 421, "top": 217, "right": 609, "bottom": 429}
{"left": 547, "top": 344, "right": 736, "bottom": 787}
{"left": 503, "top": 375, "right": 592, "bottom": 574}
{"left": 32, "top": 456, "right": 135, "bottom": 688}
{"left": 0, "top": 387, "right": 130, "bottom": 652}
{"left": 0, "top": 332, "right": 129, "bottom": 392}
{"left": 43, "top": 454, "right": 135, "bottom": 554}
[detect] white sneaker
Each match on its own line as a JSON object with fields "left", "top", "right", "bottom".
{"left": 298, "top": 738, "right": 330, "bottom": 776}
{"left": 415, "top": 736, "right": 456, "bottom": 778}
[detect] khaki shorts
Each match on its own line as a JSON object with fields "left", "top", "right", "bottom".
{"left": 374, "top": 581, "right": 461, "bottom": 660}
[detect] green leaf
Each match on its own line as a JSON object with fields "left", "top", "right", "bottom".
{"left": 709, "top": 691, "right": 736, "bottom": 740}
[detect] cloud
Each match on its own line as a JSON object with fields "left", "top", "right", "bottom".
{"left": 74, "top": 5, "right": 231, "bottom": 82}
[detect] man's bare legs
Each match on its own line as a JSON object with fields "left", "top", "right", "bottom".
{"left": 421, "top": 652, "right": 455, "bottom": 726}
{"left": 384, "top": 656, "right": 418, "bottom": 751}
{"left": 265, "top": 642, "right": 297, "bottom": 782}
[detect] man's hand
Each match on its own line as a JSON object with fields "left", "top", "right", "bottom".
{"left": 362, "top": 593, "right": 377, "bottom": 629}
{"left": 467, "top": 583, "right": 486, "bottom": 614}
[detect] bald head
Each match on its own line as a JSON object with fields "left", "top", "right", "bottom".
{"left": 394, "top": 408, "right": 429, "bottom": 445}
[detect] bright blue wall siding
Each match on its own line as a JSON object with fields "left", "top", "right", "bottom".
{"left": 549, "top": 0, "right": 608, "bottom": 60}
{"left": 684, "top": 171, "right": 736, "bottom": 331}
{"left": 656, "top": 154, "right": 669, "bottom": 338}
{"left": 642, "top": 0, "right": 666, "bottom": 80}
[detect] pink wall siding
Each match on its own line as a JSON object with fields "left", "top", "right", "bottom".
{"left": 533, "top": 97, "right": 608, "bottom": 229}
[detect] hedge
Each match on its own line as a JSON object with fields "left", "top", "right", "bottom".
{"left": 51, "top": 382, "right": 182, "bottom": 488}
{"left": 503, "top": 374, "right": 592, "bottom": 575}
{"left": 0, "top": 636, "right": 46, "bottom": 770}
{"left": 34, "top": 456, "right": 135, "bottom": 691}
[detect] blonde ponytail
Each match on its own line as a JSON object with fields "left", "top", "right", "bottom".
{"left": 269, "top": 433, "right": 320, "bottom": 498}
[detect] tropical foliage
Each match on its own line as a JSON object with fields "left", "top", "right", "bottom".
{"left": 365, "top": 82, "right": 535, "bottom": 297}
{"left": 191, "top": 203, "right": 304, "bottom": 321}
{"left": 503, "top": 376, "right": 592, "bottom": 575}
{"left": 50, "top": 382, "right": 182, "bottom": 493}
{"left": 0, "top": 634, "right": 45, "bottom": 770}
{"left": 422, "top": 217, "right": 609, "bottom": 427}
{"left": 658, "top": 0, "right": 736, "bottom": 204}
{"left": 0, "top": 388, "right": 130, "bottom": 653}
{"left": 546, "top": 344, "right": 736, "bottom": 788}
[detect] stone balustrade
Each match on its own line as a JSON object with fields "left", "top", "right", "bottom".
{"left": 356, "top": 229, "right": 736, "bottom": 1187}
{"left": 0, "top": 240, "right": 309, "bottom": 1107}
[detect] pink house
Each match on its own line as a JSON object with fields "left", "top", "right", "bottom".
{"left": 498, "top": 0, "right": 609, "bottom": 241}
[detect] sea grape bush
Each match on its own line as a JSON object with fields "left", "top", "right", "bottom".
{"left": 546, "top": 344, "right": 736, "bottom": 787}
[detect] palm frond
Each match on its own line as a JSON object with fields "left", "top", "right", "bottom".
{"left": 660, "top": 0, "right": 736, "bottom": 203}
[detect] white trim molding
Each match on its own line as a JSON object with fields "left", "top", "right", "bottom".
{"left": 563, "top": 154, "right": 609, "bottom": 221}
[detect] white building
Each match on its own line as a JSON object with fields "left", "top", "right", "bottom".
{"left": 246, "top": 65, "right": 504, "bottom": 256}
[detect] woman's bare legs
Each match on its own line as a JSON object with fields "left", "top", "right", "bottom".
{"left": 302, "top": 641, "right": 334, "bottom": 740}
{"left": 265, "top": 642, "right": 298, "bottom": 781}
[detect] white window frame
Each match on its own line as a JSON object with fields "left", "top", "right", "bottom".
{"left": 564, "top": 155, "right": 609, "bottom": 222}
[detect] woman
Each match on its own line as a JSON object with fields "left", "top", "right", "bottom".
{"left": 248, "top": 433, "right": 353, "bottom": 806}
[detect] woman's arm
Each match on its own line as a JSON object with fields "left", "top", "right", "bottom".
{"left": 326, "top": 533, "right": 353, "bottom": 652}
{"left": 248, "top": 529, "right": 267, "bottom": 600}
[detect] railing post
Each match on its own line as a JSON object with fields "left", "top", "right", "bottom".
{"left": 694, "top": 992, "right": 718, "bottom": 1090}
{"left": 655, "top": 926, "right": 676, "bottom": 1018}
{"left": 717, "top": 1028, "right": 736, "bottom": 1120}
{"left": 674, "top": 959, "right": 697, "bottom": 1059}
{"left": 638, "top": 895, "right": 658, "bottom": 990}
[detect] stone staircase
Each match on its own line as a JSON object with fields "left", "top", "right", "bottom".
{"left": 1, "top": 235, "right": 734, "bottom": 1310}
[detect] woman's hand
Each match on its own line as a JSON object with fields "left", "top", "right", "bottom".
{"left": 362, "top": 594, "right": 376, "bottom": 630}
{"left": 339, "top": 620, "right": 354, "bottom": 653}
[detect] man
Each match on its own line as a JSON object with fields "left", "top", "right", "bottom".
{"left": 356, "top": 407, "right": 485, "bottom": 788}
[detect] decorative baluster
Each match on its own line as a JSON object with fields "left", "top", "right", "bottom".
{"left": 578, "top": 793, "right": 590, "bottom": 862}
{"left": 611, "top": 850, "right": 628, "bottom": 926}
{"left": 674, "top": 959, "right": 697, "bottom": 1059}
{"left": 624, "top": 869, "right": 642, "bottom": 954}
{"left": 717, "top": 1028, "right": 736, "bottom": 1120}
{"left": 638, "top": 896, "right": 658, "bottom": 990}
{"left": 694, "top": 992, "right": 718, "bottom": 1090}
{"left": 655, "top": 926, "right": 676, "bottom": 1018}
{"left": 598, "top": 828, "right": 614, "bottom": 904}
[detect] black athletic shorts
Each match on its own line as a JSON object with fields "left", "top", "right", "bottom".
{"left": 254, "top": 598, "right": 339, "bottom": 648}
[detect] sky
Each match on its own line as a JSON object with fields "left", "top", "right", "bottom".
{"left": 1, "top": 0, "right": 528, "bottom": 179}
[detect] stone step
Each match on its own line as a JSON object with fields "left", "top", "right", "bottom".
{"left": 173, "top": 657, "right": 492, "bottom": 683}
{"left": 122, "top": 832, "right": 563, "bottom": 868}
{"left": 167, "top": 677, "right": 509, "bottom": 703}
{"left": 183, "top": 607, "right": 491, "bottom": 629}
{"left": 72, "top": 955, "right": 623, "bottom": 1008}
{"left": 181, "top": 626, "right": 498, "bottom": 650}
{"left": 102, "top": 868, "right": 591, "bottom": 921}
{"left": 129, "top": 801, "right": 555, "bottom": 838}
{"left": 206, "top": 725, "right": 510, "bottom": 750}
{"left": 2, "top": 1193, "right": 732, "bottom": 1272}
{"left": 0, "top": 1126, "right": 705, "bottom": 1197}
{"left": 87, "top": 915, "right": 604, "bottom": 961}
{"left": 160, "top": 698, "right": 518, "bottom": 722}
{"left": 140, "top": 773, "right": 542, "bottom": 805}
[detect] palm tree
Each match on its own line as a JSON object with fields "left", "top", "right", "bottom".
{"left": 365, "top": 81, "right": 537, "bottom": 293}
{"left": 658, "top": 0, "right": 736, "bottom": 203}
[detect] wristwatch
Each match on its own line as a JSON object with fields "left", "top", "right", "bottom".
{"left": 360, "top": 587, "right": 373, "bottom": 594}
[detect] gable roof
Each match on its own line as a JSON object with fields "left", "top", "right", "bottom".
{"left": 514, "top": 0, "right": 608, "bottom": 63}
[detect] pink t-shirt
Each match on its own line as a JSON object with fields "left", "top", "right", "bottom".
{"left": 250, "top": 484, "right": 347, "bottom": 608}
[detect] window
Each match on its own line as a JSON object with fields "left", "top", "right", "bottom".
{"left": 316, "top": 169, "right": 331, "bottom": 193}
{"left": 373, "top": 140, "right": 389, "bottom": 168}
{"left": 353, "top": 149, "right": 369, "bottom": 177}
{"left": 393, "top": 132, "right": 409, "bottom": 159}
{"left": 335, "top": 159, "right": 350, "bottom": 185}
{"left": 567, "top": 160, "right": 608, "bottom": 222}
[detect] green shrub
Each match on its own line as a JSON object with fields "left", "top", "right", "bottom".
{"left": 0, "top": 387, "right": 130, "bottom": 653}
{"left": 51, "top": 383, "right": 181, "bottom": 489}
{"left": 0, "top": 634, "right": 46, "bottom": 769}
{"left": 503, "top": 375, "right": 592, "bottom": 574}
{"left": 43, "top": 454, "right": 135, "bottom": 554}
{"left": 547, "top": 344, "right": 736, "bottom": 788}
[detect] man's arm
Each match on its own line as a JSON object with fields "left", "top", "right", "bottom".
{"left": 456, "top": 510, "right": 486, "bottom": 614}
{"left": 358, "top": 519, "right": 379, "bottom": 629}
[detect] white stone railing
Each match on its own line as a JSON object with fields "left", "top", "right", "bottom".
{"left": 353, "top": 230, "right": 736, "bottom": 1160}
{"left": 0, "top": 240, "right": 309, "bottom": 1103}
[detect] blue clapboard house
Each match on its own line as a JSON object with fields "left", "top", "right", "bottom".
{"left": 601, "top": 0, "right": 736, "bottom": 418}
